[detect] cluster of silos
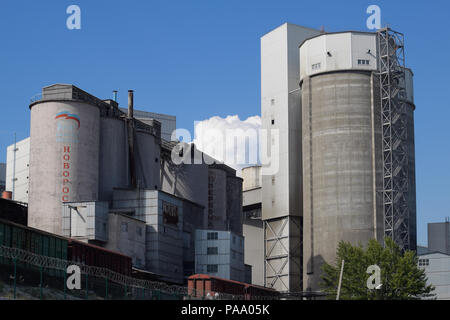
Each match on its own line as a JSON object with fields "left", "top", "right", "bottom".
{"left": 28, "top": 85, "right": 162, "bottom": 236}
{"left": 299, "top": 31, "right": 416, "bottom": 291}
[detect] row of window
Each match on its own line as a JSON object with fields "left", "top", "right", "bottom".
{"left": 418, "top": 259, "right": 429, "bottom": 266}
{"left": 358, "top": 59, "right": 370, "bottom": 65}
{"left": 207, "top": 232, "right": 218, "bottom": 240}
{"left": 312, "top": 63, "right": 321, "bottom": 70}
{"left": 310, "top": 59, "right": 371, "bottom": 71}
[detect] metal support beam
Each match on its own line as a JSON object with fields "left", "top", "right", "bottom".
{"left": 377, "top": 28, "right": 410, "bottom": 251}
{"left": 264, "top": 216, "right": 302, "bottom": 292}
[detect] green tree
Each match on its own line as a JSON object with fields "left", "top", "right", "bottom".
{"left": 321, "top": 238, "right": 435, "bottom": 300}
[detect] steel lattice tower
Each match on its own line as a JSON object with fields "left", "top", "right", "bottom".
{"left": 377, "top": 28, "right": 410, "bottom": 250}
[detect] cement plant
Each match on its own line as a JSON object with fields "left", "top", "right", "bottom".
{"left": 0, "top": 7, "right": 448, "bottom": 302}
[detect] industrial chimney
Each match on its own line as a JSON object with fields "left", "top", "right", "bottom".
{"left": 128, "top": 90, "right": 134, "bottom": 119}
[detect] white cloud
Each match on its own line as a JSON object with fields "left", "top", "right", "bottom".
{"left": 193, "top": 115, "right": 261, "bottom": 174}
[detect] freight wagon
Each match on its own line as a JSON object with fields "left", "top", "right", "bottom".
{"left": 0, "top": 219, "right": 132, "bottom": 276}
{"left": 187, "top": 274, "right": 279, "bottom": 300}
{"left": 67, "top": 239, "right": 132, "bottom": 276}
{"left": 0, "top": 219, "right": 67, "bottom": 259}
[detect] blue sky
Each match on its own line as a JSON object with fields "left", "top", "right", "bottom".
{"left": 0, "top": 0, "right": 448, "bottom": 245}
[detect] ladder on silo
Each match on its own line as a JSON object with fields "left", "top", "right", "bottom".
{"left": 377, "top": 28, "right": 410, "bottom": 251}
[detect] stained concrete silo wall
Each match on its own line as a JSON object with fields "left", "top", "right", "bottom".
{"left": 301, "top": 71, "right": 382, "bottom": 291}
{"left": 135, "top": 130, "right": 160, "bottom": 190}
{"left": 99, "top": 117, "right": 129, "bottom": 200}
{"left": 208, "top": 168, "right": 227, "bottom": 230}
{"left": 29, "top": 101, "right": 100, "bottom": 235}
{"left": 226, "top": 175, "right": 243, "bottom": 235}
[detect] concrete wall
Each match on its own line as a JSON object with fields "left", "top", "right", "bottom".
{"left": 5, "top": 137, "right": 30, "bottom": 202}
{"left": 299, "top": 32, "right": 378, "bottom": 80}
{"left": 112, "top": 189, "right": 184, "bottom": 284}
{"left": 61, "top": 201, "right": 109, "bottom": 242}
{"left": 135, "top": 130, "right": 161, "bottom": 190}
{"left": 99, "top": 118, "right": 129, "bottom": 200}
{"left": 226, "top": 175, "right": 243, "bottom": 236}
{"left": 182, "top": 200, "right": 206, "bottom": 279}
{"left": 242, "top": 166, "right": 261, "bottom": 191}
{"left": 195, "top": 229, "right": 245, "bottom": 282}
{"left": 260, "top": 23, "right": 320, "bottom": 292}
{"left": 106, "top": 213, "right": 146, "bottom": 269}
{"left": 242, "top": 185, "right": 264, "bottom": 286}
{"left": 29, "top": 100, "right": 100, "bottom": 235}
{"left": 160, "top": 148, "right": 209, "bottom": 211}
{"left": 428, "top": 222, "right": 450, "bottom": 255}
{"left": 301, "top": 71, "right": 382, "bottom": 291}
{"left": 419, "top": 252, "right": 450, "bottom": 300}
{"left": 261, "top": 23, "right": 320, "bottom": 221}
{"left": 243, "top": 210, "right": 264, "bottom": 286}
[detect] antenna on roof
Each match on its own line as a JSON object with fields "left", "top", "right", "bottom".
{"left": 320, "top": 25, "right": 325, "bottom": 33}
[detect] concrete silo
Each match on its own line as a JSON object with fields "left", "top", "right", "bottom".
{"left": 29, "top": 84, "right": 101, "bottom": 235}
{"left": 299, "top": 30, "right": 416, "bottom": 291}
{"left": 99, "top": 116, "right": 129, "bottom": 200}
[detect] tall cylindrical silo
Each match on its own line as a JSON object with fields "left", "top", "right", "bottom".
{"left": 226, "top": 174, "right": 243, "bottom": 235}
{"left": 299, "top": 31, "right": 416, "bottom": 292}
{"left": 99, "top": 117, "right": 129, "bottom": 200}
{"left": 29, "top": 85, "right": 100, "bottom": 235}
{"left": 135, "top": 129, "right": 160, "bottom": 190}
{"left": 207, "top": 167, "right": 227, "bottom": 230}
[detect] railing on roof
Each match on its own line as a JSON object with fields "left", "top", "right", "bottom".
{"left": 30, "top": 93, "right": 42, "bottom": 103}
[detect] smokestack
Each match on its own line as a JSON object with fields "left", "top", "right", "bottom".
{"left": 113, "top": 90, "right": 118, "bottom": 102}
{"left": 128, "top": 90, "right": 134, "bottom": 119}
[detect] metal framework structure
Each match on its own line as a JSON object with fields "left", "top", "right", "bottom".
{"left": 264, "top": 216, "right": 302, "bottom": 292}
{"left": 377, "top": 28, "right": 410, "bottom": 250}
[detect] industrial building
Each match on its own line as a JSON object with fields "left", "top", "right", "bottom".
{"left": 195, "top": 229, "right": 245, "bottom": 282}
{"left": 418, "top": 252, "right": 450, "bottom": 300}
{"left": 5, "top": 138, "right": 29, "bottom": 203}
{"left": 428, "top": 220, "right": 450, "bottom": 255}
{"left": 25, "top": 84, "right": 244, "bottom": 284}
{"left": 260, "top": 23, "right": 417, "bottom": 292}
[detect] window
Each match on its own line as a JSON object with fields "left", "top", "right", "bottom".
{"left": 271, "top": 119, "right": 275, "bottom": 125}
{"left": 312, "top": 63, "right": 321, "bottom": 70}
{"left": 207, "top": 232, "right": 218, "bottom": 240}
{"left": 418, "top": 259, "right": 429, "bottom": 266}
{"left": 358, "top": 59, "right": 370, "bottom": 65}
{"left": 207, "top": 247, "right": 218, "bottom": 255}
{"left": 207, "top": 264, "right": 218, "bottom": 273}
